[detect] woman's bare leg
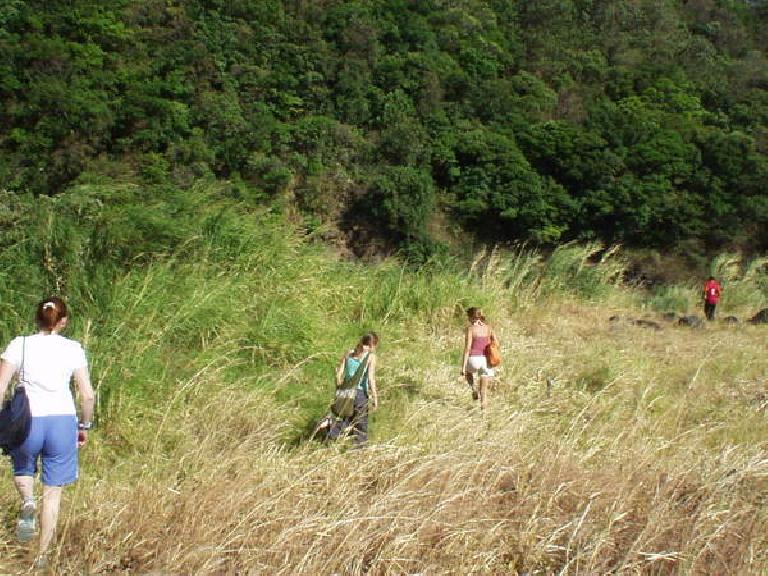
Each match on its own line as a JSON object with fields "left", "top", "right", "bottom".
{"left": 13, "top": 475, "right": 34, "bottom": 502}
{"left": 39, "top": 485, "right": 62, "bottom": 554}
{"left": 479, "top": 375, "right": 491, "bottom": 410}
{"left": 466, "top": 372, "right": 478, "bottom": 400}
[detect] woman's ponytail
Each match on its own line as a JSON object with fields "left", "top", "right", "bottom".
{"left": 36, "top": 297, "right": 67, "bottom": 331}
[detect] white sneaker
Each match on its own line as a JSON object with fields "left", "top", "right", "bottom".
{"left": 33, "top": 552, "right": 49, "bottom": 570}
{"left": 16, "top": 500, "right": 36, "bottom": 542}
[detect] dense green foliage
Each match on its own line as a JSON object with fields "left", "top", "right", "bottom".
{"left": 2, "top": 0, "right": 768, "bottom": 259}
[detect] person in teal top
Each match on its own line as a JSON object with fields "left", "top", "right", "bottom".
{"left": 328, "top": 332, "right": 379, "bottom": 445}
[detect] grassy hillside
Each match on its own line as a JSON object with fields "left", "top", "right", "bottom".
{"left": 1, "top": 205, "right": 766, "bottom": 574}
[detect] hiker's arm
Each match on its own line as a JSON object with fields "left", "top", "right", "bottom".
{"left": 368, "top": 354, "right": 378, "bottom": 410}
{"left": 461, "top": 326, "right": 472, "bottom": 376}
{"left": 0, "top": 359, "right": 16, "bottom": 401}
{"left": 73, "top": 366, "right": 95, "bottom": 446}
{"left": 73, "top": 366, "right": 95, "bottom": 426}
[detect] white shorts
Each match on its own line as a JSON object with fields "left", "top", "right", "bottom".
{"left": 467, "top": 355, "right": 495, "bottom": 377}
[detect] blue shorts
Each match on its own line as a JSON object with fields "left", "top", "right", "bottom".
{"left": 12, "top": 415, "right": 79, "bottom": 486}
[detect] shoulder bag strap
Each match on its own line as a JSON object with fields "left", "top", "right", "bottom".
{"left": 18, "top": 337, "right": 26, "bottom": 388}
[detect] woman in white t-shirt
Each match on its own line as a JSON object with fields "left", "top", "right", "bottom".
{"left": 0, "top": 297, "right": 94, "bottom": 564}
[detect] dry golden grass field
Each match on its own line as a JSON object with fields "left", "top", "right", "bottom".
{"left": 2, "top": 284, "right": 766, "bottom": 575}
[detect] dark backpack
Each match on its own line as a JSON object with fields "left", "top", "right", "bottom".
{"left": 0, "top": 336, "right": 32, "bottom": 455}
{"left": 0, "top": 386, "right": 31, "bottom": 455}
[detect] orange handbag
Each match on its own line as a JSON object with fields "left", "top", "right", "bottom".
{"left": 484, "top": 334, "right": 501, "bottom": 368}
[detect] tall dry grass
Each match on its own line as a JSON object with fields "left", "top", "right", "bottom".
{"left": 3, "top": 304, "right": 766, "bottom": 574}
{"left": 1, "top": 238, "right": 767, "bottom": 574}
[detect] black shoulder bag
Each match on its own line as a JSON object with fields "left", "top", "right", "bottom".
{"left": 0, "top": 337, "right": 31, "bottom": 455}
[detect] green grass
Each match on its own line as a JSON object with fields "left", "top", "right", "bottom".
{"left": 1, "top": 188, "right": 767, "bottom": 573}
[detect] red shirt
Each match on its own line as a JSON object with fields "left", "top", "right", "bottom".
{"left": 704, "top": 280, "right": 721, "bottom": 304}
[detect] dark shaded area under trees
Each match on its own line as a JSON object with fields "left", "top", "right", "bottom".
{"left": 1, "top": 0, "right": 768, "bottom": 263}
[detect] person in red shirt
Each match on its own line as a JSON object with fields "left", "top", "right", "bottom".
{"left": 703, "top": 276, "right": 722, "bottom": 321}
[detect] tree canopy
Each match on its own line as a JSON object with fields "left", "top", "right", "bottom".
{"left": 2, "top": 0, "right": 768, "bottom": 260}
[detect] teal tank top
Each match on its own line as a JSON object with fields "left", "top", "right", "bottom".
{"left": 345, "top": 355, "right": 370, "bottom": 394}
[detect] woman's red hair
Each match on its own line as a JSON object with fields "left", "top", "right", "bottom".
{"left": 36, "top": 296, "right": 67, "bottom": 330}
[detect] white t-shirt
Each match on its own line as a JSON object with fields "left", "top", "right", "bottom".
{"left": 2, "top": 334, "right": 88, "bottom": 417}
